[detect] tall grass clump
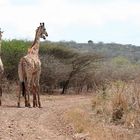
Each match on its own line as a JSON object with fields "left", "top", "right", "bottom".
{"left": 91, "top": 81, "right": 140, "bottom": 128}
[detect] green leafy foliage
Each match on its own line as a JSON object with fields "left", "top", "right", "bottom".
{"left": 2, "top": 40, "right": 30, "bottom": 80}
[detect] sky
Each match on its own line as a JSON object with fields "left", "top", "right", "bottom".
{"left": 1, "top": 0, "right": 140, "bottom": 45}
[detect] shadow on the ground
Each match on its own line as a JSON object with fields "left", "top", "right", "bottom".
{"left": 1, "top": 105, "right": 24, "bottom": 108}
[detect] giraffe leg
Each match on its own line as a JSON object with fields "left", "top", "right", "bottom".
{"left": 0, "top": 86, "right": 2, "bottom": 106}
{"left": 34, "top": 71, "right": 41, "bottom": 108}
{"left": 17, "top": 84, "right": 21, "bottom": 108}
{"left": 33, "top": 87, "right": 35, "bottom": 107}
{"left": 24, "top": 83, "right": 31, "bottom": 107}
{"left": 0, "top": 99, "right": 1, "bottom": 106}
{"left": 36, "top": 84, "right": 41, "bottom": 108}
{"left": 32, "top": 76, "right": 37, "bottom": 107}
{"left": 27, "top": 89, "right": 31, "bottom": 108}
{"left": 23, "top": 81, "right": 28, "bottom": 107}
{"left": 26, "top": 77, "right": 32, "bottom": 108}
{"left": 33, "top": 95, "right": 37, "bottom": 107}
{"left": 33, "top": 85, "right": 37, "bottom": 107}
{"left": 25, "top": 95, "right": 28, "bottom": 107}
{"left": 17, "top": 95, "right": 21, "bottom": 107}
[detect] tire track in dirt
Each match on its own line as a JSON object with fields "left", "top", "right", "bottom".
{"left": 0, "top": 95, "right": 91, "bottom": 140}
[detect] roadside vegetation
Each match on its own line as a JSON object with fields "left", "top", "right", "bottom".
{"left": 1, "top": 39, "right": 140, "bottom": 139}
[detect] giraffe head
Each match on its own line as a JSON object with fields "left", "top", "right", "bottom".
{"left": 36, "top": 23, "right": 48, "bottom": 40}
{"left": 0, "top": 28, "right": 4, "bottom": 40}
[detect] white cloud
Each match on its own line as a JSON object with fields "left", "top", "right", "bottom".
{"left": 1, "top": 0, "right": 140, "bottom": 44}
{"left": 39, "top": 0, "right": 140, "bottom": 25}
{"left": 0, "top": 0, "right": 10, "bottom": 6}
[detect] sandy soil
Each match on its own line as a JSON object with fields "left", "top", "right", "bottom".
{"left": 0, "top": 94, "right": 91, "bottom": 140}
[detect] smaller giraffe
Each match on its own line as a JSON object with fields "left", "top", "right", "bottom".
{"left": 0, "top": 28, "right": 4, "bottom": 106}
{"left": 18, "top": 23, "right": 48, "bottom": 107}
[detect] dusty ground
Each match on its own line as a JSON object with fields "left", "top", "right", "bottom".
{"left": 0, "top": 94, "right": 91, "bottom": 140}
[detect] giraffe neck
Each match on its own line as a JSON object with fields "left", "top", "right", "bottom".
{"left": 28, "top": 32, "right": 40, "bottom": 56}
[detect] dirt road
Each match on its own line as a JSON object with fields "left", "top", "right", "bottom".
{"left": 0, "top": 95, "right": 91, "bottom": 140}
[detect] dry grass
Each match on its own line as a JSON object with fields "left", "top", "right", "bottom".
{"left": 64, "top": 108, "right": 91, "bottom": 134}
{"left": 64, "top": 81, "right": 140, "bottom": 140}
{"left": 92, "top": 81, "right": 140, "bottom": 126}
{"left": 64, "top": 108, "right": 136, "bottom": 140}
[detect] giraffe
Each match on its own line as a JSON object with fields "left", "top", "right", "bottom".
{"left": 18, "top": 23, "right": 48, "bottom": 108}
{"left": 0, "top": 28, "right": 4, "bottom": 106}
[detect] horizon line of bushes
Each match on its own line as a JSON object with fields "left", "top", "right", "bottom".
{"left": 1, "top": 39, "right": 140, "bottom": 94}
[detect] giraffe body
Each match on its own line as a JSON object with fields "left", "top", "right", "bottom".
{"left": 17, "top": 23, "right": 48, "bottom": 107}
{"left": 0, "top": 29, "right": 4, "bottom": 106}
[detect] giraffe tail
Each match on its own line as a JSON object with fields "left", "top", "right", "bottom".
{"left": 21, "top": 82, "right": 25, "bottom": 97}
{"left": 18, "top": 58, "right": 26, "bottom": 97}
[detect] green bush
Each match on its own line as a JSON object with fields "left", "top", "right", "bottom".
{"left": 2, "top": 40, "right": 30, "bottom": 80}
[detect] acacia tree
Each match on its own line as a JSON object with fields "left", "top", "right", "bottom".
{"left": 41, "top": 54, "right": 70, "bottom": 93}
{"left": 61, "top": 53, "right": 101, "bottom": 94}
{"left": 39, "top": 43, "right": 102, "bottom": 94}
{"left": 40, "top": 45, "right": 76, "bottom": 93}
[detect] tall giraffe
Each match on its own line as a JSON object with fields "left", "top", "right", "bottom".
{"left": 0, "top": 28, "right": 4, "bottom": 106}
{"left": 18, "top": 23, "right": 48, "bottom": 107}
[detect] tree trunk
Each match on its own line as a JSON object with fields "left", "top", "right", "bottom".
{"left": 61, "top": 79, "right": 70, "bottom": 94}
{"left": 61, "top": 71, "right": 74, "bottom": 94}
